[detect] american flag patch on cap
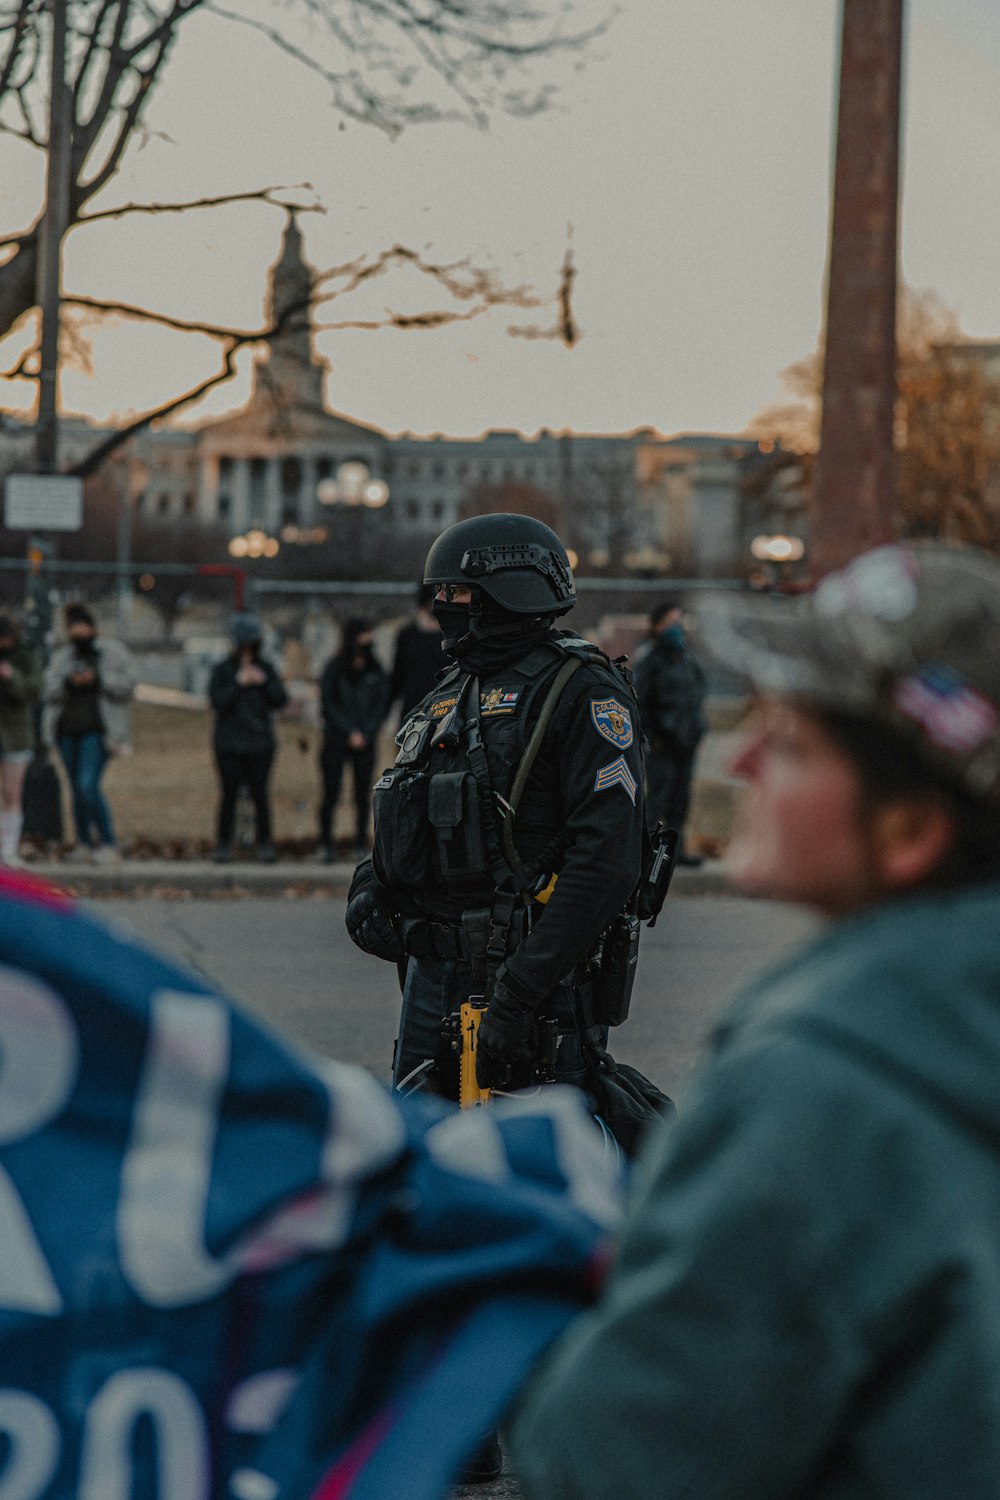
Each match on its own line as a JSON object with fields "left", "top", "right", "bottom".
{"left": 894, "top": 665, "right": 1000, "bottom": 755}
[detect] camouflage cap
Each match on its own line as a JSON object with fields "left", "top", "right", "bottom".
{"left": 698, "top": 542, "right": 1000, "bottom": 807}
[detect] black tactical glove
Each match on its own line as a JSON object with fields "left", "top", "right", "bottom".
{"left": 476, "top": 967, "right": 541, "bottom": 1090}
{"left": 345, "top": 858, "right": 404, "bottom": 963}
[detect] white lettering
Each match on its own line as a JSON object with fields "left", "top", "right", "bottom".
{"left": 0, "top": 1391, "right": 60, "bottom": 1500}
{"left": 0, "top": 969, "right": 78, "bottom": 1314}
{"left": 118, "top": 991, "right": 233, "bottom": 1307}
{"left": 79, "top": 1369, "right": 209, "bottom": 1500}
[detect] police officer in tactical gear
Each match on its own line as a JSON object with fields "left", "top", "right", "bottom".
{"left": 346, "top": 512, "right": 646, "bottom": 1096}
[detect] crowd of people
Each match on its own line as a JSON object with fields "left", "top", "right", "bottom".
{"left": 0, "top": 586, "right": 449, "bottom": 867}
{"left": 0, "top": 572, "right": 714, "bottom": 869}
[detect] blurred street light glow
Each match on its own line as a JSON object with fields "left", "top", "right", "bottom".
{"left": 750, "top": 533, "right": 805, "bottom": 563}
{"left": 228, "top": 528, "right": 280, "bottom": 560}
{"left": 317, "top": 461, "right": 389, "bottom": 509}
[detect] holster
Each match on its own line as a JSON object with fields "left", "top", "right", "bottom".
{"left": 588, "top": 912, "right": 641, "bottom": 1027}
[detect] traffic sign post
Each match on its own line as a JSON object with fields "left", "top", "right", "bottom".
{"left": 4, "top": 475, "right": 83, "bottom": 662}
{"left": 4, "top": 474, "right": 83, "bottom": 533}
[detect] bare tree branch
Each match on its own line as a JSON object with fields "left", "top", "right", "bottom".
{"left": 0, "top": 0, "right": 603, "bottom": 452}
{"left": 75, "top": 182, "right": 321, "bottom": 226}
{"left": 69, "top": 340, "right": 242, "bottom": 478}
{"left": 0, "top": 343, "right": 37, "bottom": 381}
{"left": 63, "top": 293, "right": 266, "bottom": 341}
{"left": 508, "top": 241, "right": 578, "bottom": 346}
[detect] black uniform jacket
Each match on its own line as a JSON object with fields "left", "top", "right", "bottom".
{"left": 377, "top": 630, "right": 645, "bottom": 999}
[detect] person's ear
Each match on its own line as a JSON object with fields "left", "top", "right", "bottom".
{"left": 873, "top": 798, "right": 956, "bottom": 890}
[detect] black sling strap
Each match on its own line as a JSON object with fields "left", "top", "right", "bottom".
{"left": 499, "top": 655, "right": 583, "bottom": 873}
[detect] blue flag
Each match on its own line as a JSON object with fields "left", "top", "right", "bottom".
{"left": 0, "top": 870, "right": 620, "bottom": 1499}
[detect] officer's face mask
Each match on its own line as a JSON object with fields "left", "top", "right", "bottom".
{"left": 431, "top": 598, "right": 472, "bottom": 650}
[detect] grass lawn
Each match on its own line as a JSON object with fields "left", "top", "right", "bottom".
{"left": 59, "top": 702, "right": 399, "bottom": 856}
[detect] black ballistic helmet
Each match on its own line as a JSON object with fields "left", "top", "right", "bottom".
{"left": 424, "top": 513, "right": 576, "bottom": 616}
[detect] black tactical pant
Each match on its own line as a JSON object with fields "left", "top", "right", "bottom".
{"left": 215, "top": 749, "right": 274, "bottom": 847}
{"left": 644, "top": 741, "right": 699, "bottom": 840}
{"left": 393, "top": 956, "right": 604, "bottom": 1099}
{"left": 319, "top": 738, "right": 377, "bottom": 849}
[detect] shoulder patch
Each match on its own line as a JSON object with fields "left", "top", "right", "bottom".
{"left": 594, "top": 755, "right": 638, "bottom": 805}
{"left": 590, "top": 697, "right": 634, "bottom": 749}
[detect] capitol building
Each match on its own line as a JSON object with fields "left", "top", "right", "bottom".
{"left": 1, "top": 216, "right": 792, "bottom": 579}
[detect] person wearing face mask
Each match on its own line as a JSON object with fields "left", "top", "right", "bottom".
{"left": 317, "top": 618, "right": 390, "bottom": 863}
{"left": 208, "top": 614, "right": 288, "bottom": 864}
{"left": 346, "top": 513, "right": 649, "bottom": 1486}
{"left": 632, "top": 596, "right": 707, "bottom": 866}
{"left": 42, "top": 603, "right": 137, "bottom": 863}
{"left": 346, "top": 512, "right": 647, "bottom": 1107}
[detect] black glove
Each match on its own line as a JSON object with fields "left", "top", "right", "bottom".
{"left": 476, "top": 968, "right": 541, "bottom": 1090}
{"left": 345, "top": 858, "right": 404, "bottom": 963}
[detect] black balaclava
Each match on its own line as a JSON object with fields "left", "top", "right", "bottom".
{"left": 433, "top": 590, "right": 553, "bottom": 674}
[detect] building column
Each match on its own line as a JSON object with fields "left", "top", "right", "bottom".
{"left": 265, "top": 459, "right": 282, "bottom": 534}
{"left": 299, "top": 456, "right": 316, "bottom": 525}
{"left": 197, "top": 455, "right": 217, "bottom": 524}
{"left": 232, "top": 458, "right": 251, "bottom": 536}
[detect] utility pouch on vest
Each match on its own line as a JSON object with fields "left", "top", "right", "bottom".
{"left": 428, "top": 771, "right": 488, "bottom": 884}
{"left": 589, "top": 912, "right": 641, "bottom": 1027}
{"left": 372, "top": 766, "right": 432, "bottom": 888}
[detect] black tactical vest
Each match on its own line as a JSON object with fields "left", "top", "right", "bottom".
{"left": 371, "top": 636, "right": 635, "bottom": 921}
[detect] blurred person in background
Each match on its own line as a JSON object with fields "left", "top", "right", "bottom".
{"left": 0, "top": 612, "right": 42, "bottom": 865}
{"left": 632, "top": 595, "right": 707, "bottom": 866}
{"left": 43, "top": 603, "right": 136, "bottom": 864}
{"left": 209, "top": 613, "right": 288, "bottom": 864}
{"left": 512, "top": 542, "right": 1000, "bottom": 1500}
{"left": 318, "top": 617, "right": 389, "bottom": 863}
{"left": 387, "top": 582, "right": 443, "bottom": 723}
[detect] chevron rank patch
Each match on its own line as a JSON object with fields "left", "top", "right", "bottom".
{"left": 594, "top": 755, "right": 638, "bottom": 804}
{"left": 591, "top": 698, "right": 634, "bottom": 749}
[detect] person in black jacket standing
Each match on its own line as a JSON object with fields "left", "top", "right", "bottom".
{"left": 209, "top": 614, "right": 288, "bottom": 863}
{"left": 318, "top": 618, "right": 389, "bottom": 862}
{"left": 632, "top": 596, "right": 707, "bottom": 866}
{"left": 387, "top": 584, "right": 443, "bottom": 723}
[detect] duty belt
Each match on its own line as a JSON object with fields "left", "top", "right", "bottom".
{"left": 402, "top": 905, "right": 526, "bottom": 971}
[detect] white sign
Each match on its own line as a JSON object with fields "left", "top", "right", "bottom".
{"left": 4, "top": 474, "right": 83, "bottom": 532}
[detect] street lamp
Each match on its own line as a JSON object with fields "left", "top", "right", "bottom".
{"left": 750, "top": 533, "right": 805, "bottom": 565}
{"left": 316, "top": 461, "right": 389, "bottom": 509}
{"left": 750, "top": 533, "right": 805, "bottom": 590}
{"left": 229, "top": 528, "right": 280, "bottom": 560}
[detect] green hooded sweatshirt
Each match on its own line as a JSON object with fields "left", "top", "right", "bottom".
{"left": 512, "top": 884, "right": 1000, "bottom": 1500}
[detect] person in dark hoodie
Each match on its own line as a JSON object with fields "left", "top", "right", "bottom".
{"left": 387, "top": 583, "right": 444, "bottom": 723}
{"left": 632, "top": 594, "right": 707, "bottom": 864}
{"left": 318, "top": 618, "right": 389, "bottom": 862}
{"left": 209, "top": 614, "right": 288, "bottom": 863}
{"left": 512, "top": 542, "right": 1000, "bottom": 1500}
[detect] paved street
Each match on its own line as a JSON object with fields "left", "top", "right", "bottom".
{"left": 90, "top": 891, "right": 818, "bottom": 1496}
{"left": 92, "top": 892, "right": 818, "bottom": 1099}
